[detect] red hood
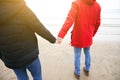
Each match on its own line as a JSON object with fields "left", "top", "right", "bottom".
{"left": 82, "top": 0, "right": 96, "bottom": 5}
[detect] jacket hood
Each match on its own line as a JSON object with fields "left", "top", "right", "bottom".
{"left": 82, "top": 0, "right": 96, "bottom": 5}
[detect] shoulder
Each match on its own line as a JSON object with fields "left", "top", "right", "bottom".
{"left": 73, "top": 0, "right": 80, "bottom": 6}
{"left": 72, "top": 0, "right": 80, "bottom": 9}
{"left": 95, "top": 2, "right": 101, "bottom": 10}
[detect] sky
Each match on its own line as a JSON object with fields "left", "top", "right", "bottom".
{"left": 25, "top": 0, "right": 120, "bottom": 9}
{"left": 25, "top": 0, "right": 120, "bottom": 18}
{"left": 24, "top": 0, "right": 120, "bottom": 37}
{"left": 97, "top": 0, "right": 120, "bottom": 9}
{"left": 25, "top": 0, "right": 120, "bottom": 26}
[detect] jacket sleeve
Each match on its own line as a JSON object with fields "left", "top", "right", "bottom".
{"left": 0, "top": 52, "right": 1, "bottom": 59}
{"left": 93, "top": 4, "right": 101, "bottom": 36}
{"left": 58, "top": 1, "right": 78, "bottom": 38}
{"left": 21, "top": 6, "right": 56, "bottom": 43}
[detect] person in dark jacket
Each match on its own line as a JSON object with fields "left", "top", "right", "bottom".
{"left": 56, "top": 0, "right": 101, "bottom": 79}
{"left": 0, "top": 0, "right": 56, "bottom": 80}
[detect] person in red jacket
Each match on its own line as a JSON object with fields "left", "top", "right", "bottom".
{"left": 56, "top": 0, "right": 101, "bottom": 79}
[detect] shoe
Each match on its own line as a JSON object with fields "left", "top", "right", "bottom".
{"left": 83, "top": 67, "right": 89, "bottom": 76}
{"left": 74, "top": 72, "right": 80, "bottom": 79}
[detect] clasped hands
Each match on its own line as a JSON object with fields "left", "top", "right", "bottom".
{"left": 55, "top": 37, "right": 63, "bottom": 44}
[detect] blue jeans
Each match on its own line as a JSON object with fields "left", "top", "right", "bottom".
{"left": 13, "top": 57, "right": 42, "bottom": 80}
{"left": 74, "top": 47, "right": 91, "bottom": 75}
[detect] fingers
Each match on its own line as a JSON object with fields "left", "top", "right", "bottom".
{"left": 56, "top": 37, "right": 63, "bottom": 44}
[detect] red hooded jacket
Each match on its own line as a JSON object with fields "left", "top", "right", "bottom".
{"left": 58, "top": 0, "right": 101, "bottom": 48}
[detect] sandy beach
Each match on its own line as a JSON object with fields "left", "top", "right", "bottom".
{"left": 0, "top": 26, "right": 120, "bottom": 80}
{"left": 0, "top": 0, "right": 120, "bottom": 79}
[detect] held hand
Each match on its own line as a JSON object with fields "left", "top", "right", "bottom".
{"left": 56, "top": 37, "right": 63, "bottom": 44}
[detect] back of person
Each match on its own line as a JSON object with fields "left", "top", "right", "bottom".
{"left": 57, "top": 0, "right": 101, "bottom": 48}
{"left": 0, "top": 0, "right": 56, "bottom": 80}
{"left": 71, "top": 0, "right": 101, "bottom": 47}
{"left": 56, "top": 0, "right": 101, "bottom": 79}
{"left": 0, "top": 0, "right": 40, "bottom": 68}
{"left": 0, "top": 0, "right": 55, "bottom": 68}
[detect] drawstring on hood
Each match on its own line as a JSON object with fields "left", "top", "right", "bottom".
{"left": 82, "top": 0, "right": 96, "bottom": 5}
